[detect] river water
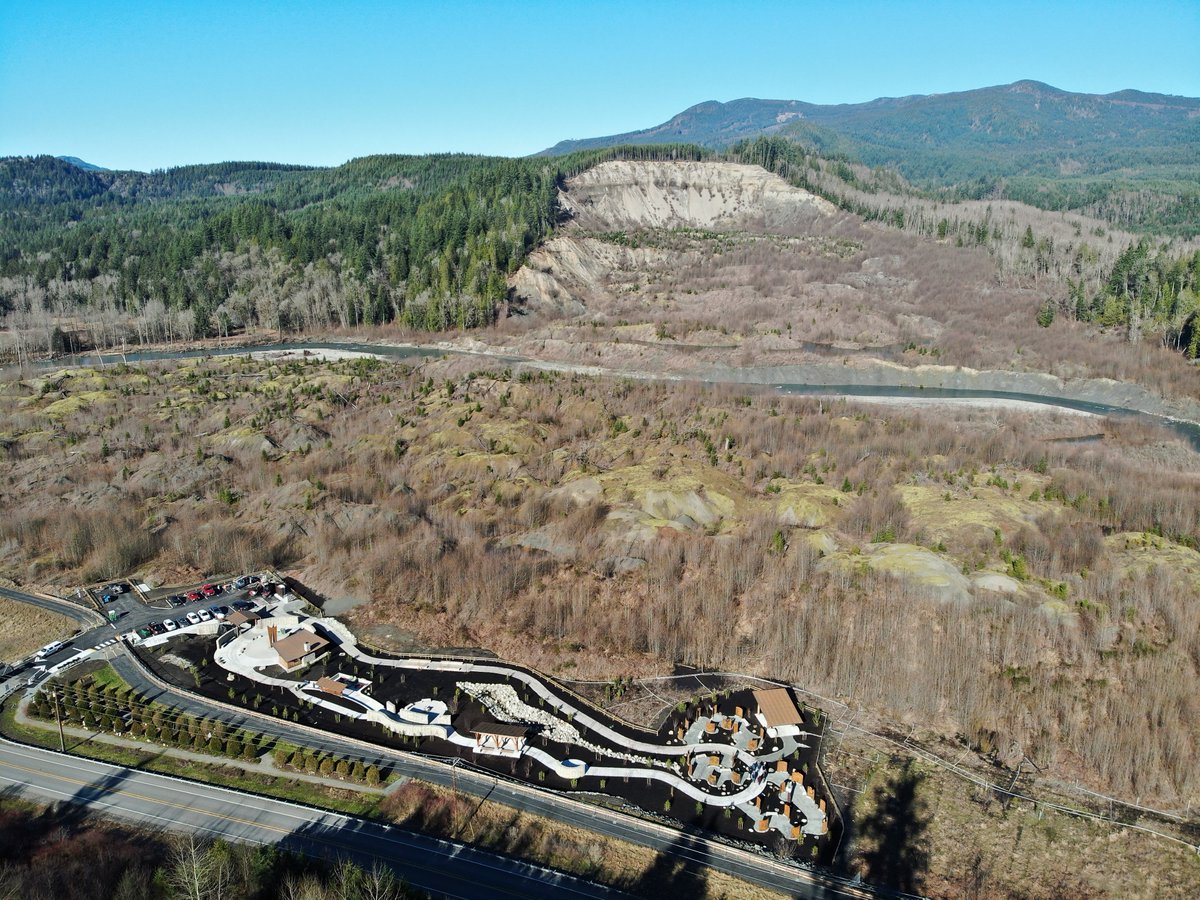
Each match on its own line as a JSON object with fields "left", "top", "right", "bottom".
{"left": 13, "top": 340, "right": 1200, "bottom": 451}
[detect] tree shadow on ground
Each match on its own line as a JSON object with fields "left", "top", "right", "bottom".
{"left": 629, "top": 834, "right": 709, "bottom": 898}
{"left": 855, "top": 758, "right": 931, "bottom": 895}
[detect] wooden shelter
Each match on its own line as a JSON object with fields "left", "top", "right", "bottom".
{"left": 471, "top": 722, "right": 529, "bottom": 758}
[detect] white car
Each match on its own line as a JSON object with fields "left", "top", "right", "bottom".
{"left": 186, "top": 611, "right": 201, "bottom": 626}
{"left": 163, "top": 618, "right": 178, "bottom": 631}
{"left": 197, "top": 609, "right": 212, "bottom": 622}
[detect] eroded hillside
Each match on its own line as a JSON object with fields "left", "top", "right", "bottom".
{"left": 504, "top": 160, "right": 1200, "bottom": 418}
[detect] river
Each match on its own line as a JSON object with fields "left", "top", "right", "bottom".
{"left": 12, "top": 339, "right": 1200, "bottom": 451}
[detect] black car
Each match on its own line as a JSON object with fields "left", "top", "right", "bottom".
{"left": 167, "top": 594, "right": 186, "bottom": 607}
{"left": 231, "top": 600, "right": 254, "bottom": 612}
{"left": 147, "top": 622, "right": 165, "bottom": 636}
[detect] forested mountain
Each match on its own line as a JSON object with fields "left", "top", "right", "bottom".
{"left": 541, "top": 81, "right": 1200, "bottom": 235}
{"left": 55, "top": 155, "right": 108, "bottom": 172}
{"left": 3, "top": 129, "right": 1196, "bottom": 357}
{"left": 0, "top": 145, "right": 703, "bottom": 342}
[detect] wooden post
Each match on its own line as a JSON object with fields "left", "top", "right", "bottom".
{"left": 52, "top": 689, "right": 65, "bottom": 752}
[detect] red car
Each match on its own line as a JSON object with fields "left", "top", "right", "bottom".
{"left": 201, "top": 583, "right": 220, "bottom": 597}
{"left": 186, "top": 590, "right": 203, "bottom": 601}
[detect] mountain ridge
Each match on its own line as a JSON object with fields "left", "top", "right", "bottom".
{"left": 537, "top": 81, "right": 1200, "bottom": 181}
{"left": 55, "top": 155, "right": 109, "bottom": 172}
{"left": 540, "top": 80, "right": 1200, "bottom": 154}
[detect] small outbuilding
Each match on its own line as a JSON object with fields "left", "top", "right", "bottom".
{"left": 315, "top": 676, "right": 347, "bottom": 696}
{"left": 226, "top": 609, "right": 262, "bottom": 628}
{"left": 752, "top": 687, "right": 805, "bottom": 738}
{"left": 470, "top": 722, "right": 529, "bottom": 758}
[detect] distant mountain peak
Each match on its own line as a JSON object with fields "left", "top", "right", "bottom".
{"left": 56, "top": 156, "right": 108, "bottom": 172}
{"left": 536, "top": 82, "right": 1200, "bottom": 188}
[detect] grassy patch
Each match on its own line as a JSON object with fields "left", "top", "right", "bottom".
{"left": 0, "top": 596, "right": 77, "bottom": 665}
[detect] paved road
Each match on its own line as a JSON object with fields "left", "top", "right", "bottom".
{"left": 0, "top": 738, "right": 627, "bottom": 899}
{"left": 1, "top": 584, "right": 882, "bottom": 899}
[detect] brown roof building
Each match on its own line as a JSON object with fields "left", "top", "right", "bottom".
{"left": 226, "top": 609, "right": 261, "bottom": 628}
{"left": 270, "top": 628, "right": 330, "bottom": 671}
{"left": 315, "top": 676, "right": 346, "bottom": 696}
{"left": 753, "top": 687, "right": 805, "bottom": 737}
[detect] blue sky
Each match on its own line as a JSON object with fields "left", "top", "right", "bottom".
{"left": 2, "top": 0, "right": 1197, "bottom": 170}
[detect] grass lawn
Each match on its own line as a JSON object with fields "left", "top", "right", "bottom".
{"left": 0, "top": 596, "right": 76, "bottom": 665}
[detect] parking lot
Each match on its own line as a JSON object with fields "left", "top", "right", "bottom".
{"left": 7, "top": 572, "right": 285, "bottom": 686}
{"left": 127, "top": 575, "right": 289, "bottom": 641}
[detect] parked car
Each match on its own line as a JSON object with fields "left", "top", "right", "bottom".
{"left": 201, "top": 583, "right": 220, "bottom": 596}
{"left": 136, "top": 627, "right": 152, "bottom": 639}
{"left": 101, "top": 594, "right": 115, "bottom": 604}
{"left": 211, "top": 605, "right": 229, "bottom": 620}
{"left": 163, "top": 618, "right": 178, "bottom": 631}
{"left": 232, "top": 600, "right": 254, "bottom": 612}
{"left": 197, "top": 609, "right": 212, "bottom": 622}
{"left": 185, "top": 612, "right": 200, "bottom": 626}
{"left": 167, "top": 594, "right": 185, "bottom": 607}
{"left": 147, "top": 622, "right": 165, "bottom": 636}
{"left": 186, "top": 590, "right": 203, "bottom": 601}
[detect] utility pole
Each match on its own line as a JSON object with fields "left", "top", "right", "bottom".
{"left": 52, "top": 688, "right": 65, "bottom": 752}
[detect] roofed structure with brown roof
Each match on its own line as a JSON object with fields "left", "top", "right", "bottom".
{"left": 472, "top": 722, "right": 529, "bottom": 739}
{"left": 315, "top": 676, "right": 346, "bottom": 696}
{"left": 226, "top": 609, "right": 261, "bottom": 627}
{"left": 753, "top": 687, "right": 804, "bottom": 729}
{"left": 270, "top": 628, "right": 330, "bottom": 670}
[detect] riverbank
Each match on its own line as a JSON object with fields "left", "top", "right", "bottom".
{"left": 6, "top": 333, "right": 1199, "bottom": 446}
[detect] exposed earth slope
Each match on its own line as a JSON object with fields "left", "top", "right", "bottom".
{"left": 504, "top": 159, "right": 1200, "bottom": 421}
{"left": 539, "top": 82, "right": 1200, "bottom": 235}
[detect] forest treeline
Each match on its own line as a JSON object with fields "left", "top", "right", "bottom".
{"left": 4, "top": 139, "right": 1198, "bottom": 360}
{"left": 0, "top": 146, "right": 704, "bottom": 347}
